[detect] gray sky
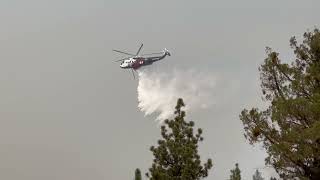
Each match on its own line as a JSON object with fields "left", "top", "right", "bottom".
{"left": 0, "top": 0, "right": 319, "bottom": 179}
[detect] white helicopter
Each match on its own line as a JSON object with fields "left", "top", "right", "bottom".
{"left": 113, "top": 44, "right": 171, "bottom": 78}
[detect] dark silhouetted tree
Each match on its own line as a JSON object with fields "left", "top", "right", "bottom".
{"left": 229, "top": 163, "right": 241, "bottom": 180}
{"left": 146, "top": 98, "right": 213, "bottom": 180}
{"left": 240, "top": 28, "right": 320, "bottom": 180}
{"left": 135, "top": 168, "right": 142, "bottom": 180}
{"left": 252, "top": 169, "right": 264, "bottom": 180}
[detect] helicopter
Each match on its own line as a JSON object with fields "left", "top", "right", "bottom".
{"left": 113, "top": 44, "right": 171, "bottom": 78}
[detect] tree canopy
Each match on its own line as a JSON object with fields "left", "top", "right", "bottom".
{"left": 135, "top": 168, "right": 142, "bottom": 180}
{"left": 240, "top": 28, "right": 320, "bottom": 179}
{"left": 146, "top": 98, "right": 213, "bottom": 180}
{"left": 229, "top": 163, "right": 241, "bottom": 180}
{"left": 252, "top": 169, "right": 264, "bottom": 180}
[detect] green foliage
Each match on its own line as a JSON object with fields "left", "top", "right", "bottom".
{"left": 252, "top": 169, "right": 264, "bottom": 180}
{"left": 135, "top": 168, "right": 142, "bottom": 180}
{"left": 229, "top": 163, "right": 241, "bottom": 180}
{"left": 240, "top": 28, "right": 320, "bottom": 180}
{"left": 146, "top": 98, "right": 213, "bottom": 180}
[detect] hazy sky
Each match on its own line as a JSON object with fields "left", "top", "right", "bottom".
{"left": 0, "top": 0, "right": 319, "bottom": 179}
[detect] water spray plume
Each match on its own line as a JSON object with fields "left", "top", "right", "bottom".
{"left": 137, "top": 68, "right": 217, "bottom": 122}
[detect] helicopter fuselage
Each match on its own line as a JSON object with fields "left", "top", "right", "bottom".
{"left": 120, "top": 51, "right": 170, "bottom": 70}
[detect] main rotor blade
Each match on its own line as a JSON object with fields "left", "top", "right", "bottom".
{"left": 113, "top": 49, "right": 135, "bottom": 56}
{"left": 136, "top": 43, "right": 143, "bottom": 56}
{"left": 140, "top": 52, "right": 163, "bottom": 56}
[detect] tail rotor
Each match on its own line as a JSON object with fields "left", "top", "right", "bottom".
{"left": 163, "top": 48, "right": 171, "bottom": 56}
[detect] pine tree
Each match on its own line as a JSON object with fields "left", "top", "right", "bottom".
{"left": 135, "top": 168, "right": 142, "bottom": 180}
{"left": 146, "top": 98, "right": 213, "bottom": 180}
{"left": 229, "top": 163, "right": 241, "bottom": 180}
{"left": 240, "top": 28, "right": 320, "bottom": 179}
{"left": 252, "top": 169, "right": 264, "bottom": 180}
